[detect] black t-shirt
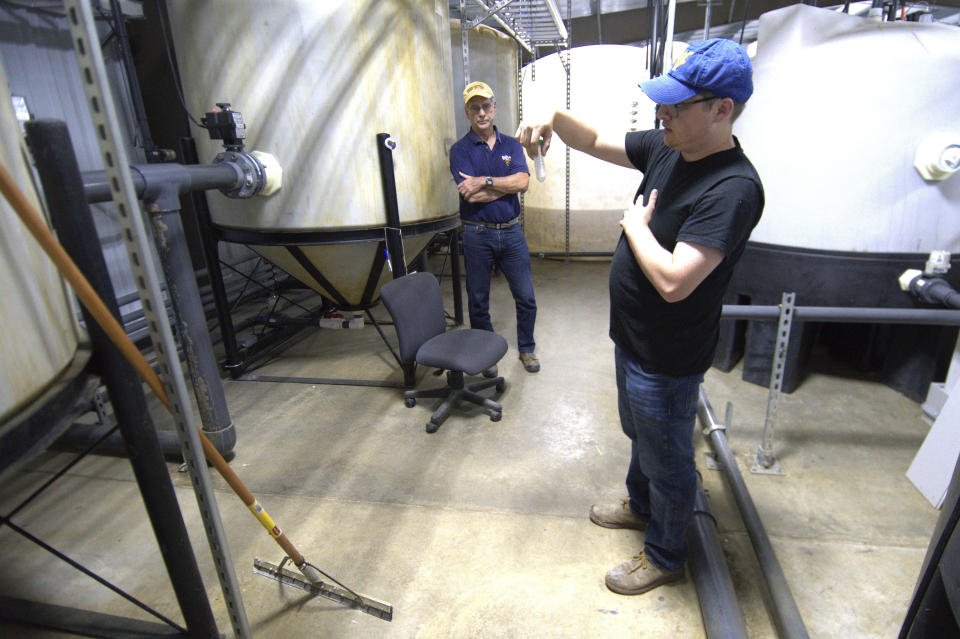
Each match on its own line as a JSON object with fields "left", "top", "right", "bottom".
{"left": 609, "top": 129, "right": 764, "bottom": 376}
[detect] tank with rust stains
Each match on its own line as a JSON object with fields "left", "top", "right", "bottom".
{"left": 0, "top": 64, "right": 81, "bottom": 428}
{"left": 165, "top": 0, "right": 460, "bottom": 306}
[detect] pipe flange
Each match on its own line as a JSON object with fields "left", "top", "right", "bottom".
{"left": 213, "top": 150, "right": 266, "bottom": 198}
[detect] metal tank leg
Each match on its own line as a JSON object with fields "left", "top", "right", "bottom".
{"left": 450, "top": 226, "right": 464, "bottom": 326}
{"left": 178, "top": 136, "right": 244, "bottom": 379}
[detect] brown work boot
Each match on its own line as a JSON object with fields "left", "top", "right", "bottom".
{"left": 519, "top": 351, "right": 540, "bottom": 373}
{"left": 589, "top": 498, "right": 647, "bottom": 531}
{"left": 605, "top": 551, "right": 684, "bottom": 595}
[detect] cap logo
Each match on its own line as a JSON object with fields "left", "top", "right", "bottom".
{"left": 673, "top": 49, "right": 694, "bottom": 71}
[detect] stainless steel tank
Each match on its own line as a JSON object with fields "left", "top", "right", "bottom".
{"left": 165, "top": 0, "right": 460, "bottom": 306}
{"left": 450, "top": 19, "right": 520, "bottom": 143}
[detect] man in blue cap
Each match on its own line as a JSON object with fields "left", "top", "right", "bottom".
{"left": 518, "top": 38, "right": 764, "bottom": 595}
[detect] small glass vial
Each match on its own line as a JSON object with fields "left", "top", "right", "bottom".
{"left": 534, "top": 137, "right": 546, "bottom": 182}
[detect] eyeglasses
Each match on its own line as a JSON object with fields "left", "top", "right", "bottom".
{"left": 655, "top": 96, "right": 718, "bottom": 118}
{"left": 467, "top": 101, "right": 495, "bottom": 114}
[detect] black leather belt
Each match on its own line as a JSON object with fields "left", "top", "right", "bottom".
{"left": 462, "top": 216, "right": 520, "bottom": 230}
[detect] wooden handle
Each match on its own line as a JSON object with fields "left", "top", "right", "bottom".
{"left": 1, "top": 160, "right": 308, "bottom": 569}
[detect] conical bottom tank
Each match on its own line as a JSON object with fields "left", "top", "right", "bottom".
{"left": 165, "top": 0, "right": 460, "bottom": 305}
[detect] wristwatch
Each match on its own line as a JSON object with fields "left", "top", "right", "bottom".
{"left": 485, "top": 176, "right": 494, "bottom": 187}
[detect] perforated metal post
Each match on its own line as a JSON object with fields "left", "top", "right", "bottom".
{"left": 517, "top": 39, "right": 525, "bottom": 225}
{"left": 752, "top": 291, "right": 795, "bottom": 475}
{"left": 563, "top": 0, "right": 571, "bottom": 261}
{"left": 62, "top": 2, "right": 250, "bottom": 636}
{"left": 460, "top": 0, "right": 470, "bottom": 86}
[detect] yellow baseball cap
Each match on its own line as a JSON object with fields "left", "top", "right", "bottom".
{"left": 463, "top": 81, "right": 494, "bottom": 105}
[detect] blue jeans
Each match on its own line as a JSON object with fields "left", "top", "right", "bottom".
{"left": 615, "top": 345, "right": 702, "bottom": 572}
{"left": 461, "top": 223, "right": 537, "bottom": 353}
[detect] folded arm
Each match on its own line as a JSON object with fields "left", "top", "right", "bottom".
{"left": 621, "top": 190, "right": 725, "bottom": 302}
{"left": 458, "top": 171, "right": 529, "bottom": 202}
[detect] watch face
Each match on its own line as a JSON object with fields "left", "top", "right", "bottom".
{"left": 486, "top": 177, "right": 493, "bottom": 186}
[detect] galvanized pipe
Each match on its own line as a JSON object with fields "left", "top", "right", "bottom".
{"left": 722, "top": 304, "right": 960, "bottom": 325}
{"left": 698, "top": 388, "right": 810, "bottom": 639}
{"left": 687, "top": 475, "right": 749, "bottom": 639}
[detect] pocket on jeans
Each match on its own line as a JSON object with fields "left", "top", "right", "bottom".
{"left": 668, "top": 376, "right": 701, "bottom": 419}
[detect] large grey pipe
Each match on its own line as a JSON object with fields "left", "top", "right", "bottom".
{"left": 698, "top": 388, "right": 810, "bottom": 639}
{"left": 722, "top": 304, "right": 960, "bottom": 325}
{"left": 81, "top": 162, "right": 247, "bottom": 457}
{"left": 687, "top": 474, "right": 749, "bottom": 639}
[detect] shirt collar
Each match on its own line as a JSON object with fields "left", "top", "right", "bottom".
{"left": 468, "top": 125, "right": 500, "bottom": 146}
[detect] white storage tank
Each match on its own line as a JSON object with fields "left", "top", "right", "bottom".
{"left": 717, "top": 4, "right": 960, "bottom": 399}
{"left": 738, "top": 3, "right": 960, "bottom": 255}
{"left": 165, "top": 0, "right": 460, "bottom": 306}
{"left": 0, "top": 65, "right": 81, "bottom": 429}
{"left": 519, "top": 43, "right": 688, "bottom": 255}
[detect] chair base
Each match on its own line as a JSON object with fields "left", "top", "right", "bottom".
{"left": 403, "top": 371, "right": 505, "bottom": 433}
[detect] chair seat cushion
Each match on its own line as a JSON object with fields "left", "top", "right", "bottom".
{"left": 416, "top": 329, "right": 508, "bottom": 376}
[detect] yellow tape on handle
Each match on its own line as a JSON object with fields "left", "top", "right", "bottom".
{"left": 247, "top": 500, "right": 282, "bottom": 539}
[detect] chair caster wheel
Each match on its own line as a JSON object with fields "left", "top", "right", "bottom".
{"left": 490, "top": 411, "right": 502, "bottom": 422}
{"left": 495, "top": 379, "right": 505, "bottom": 393}
{"left": 404, "top": 397, "right": 416, "bottom": 408}
{"left": 426, "top": 422, "right": 439, "bottom": 433}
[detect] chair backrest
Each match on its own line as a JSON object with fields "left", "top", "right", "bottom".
{"left": 379, "top": 272, "right": 447, "bottom": 364}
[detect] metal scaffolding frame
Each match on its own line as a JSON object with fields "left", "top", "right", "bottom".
{"left": 460, "top": 0, "right": 569, "bottom": 53}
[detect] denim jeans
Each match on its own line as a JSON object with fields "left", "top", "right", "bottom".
{"left": 461, "top": 222, "right": 537, "bottom": 353}
{"left": 615, "top": 345, "right": 702, "bottom": 572}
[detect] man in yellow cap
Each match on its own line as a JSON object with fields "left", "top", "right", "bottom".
{"left": 449, "top": 81, "right": 540, "bottom": 374}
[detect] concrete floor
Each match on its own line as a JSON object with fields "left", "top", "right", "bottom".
{"left": 0, "top": 258, "right": 941, "bottom": 638}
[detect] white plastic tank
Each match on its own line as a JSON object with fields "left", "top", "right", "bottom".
{"left": 519, "top": 43, "right": 688, "bottom": 254}
{"left": 736, "top": 4, "right": 960, "bottom": 253}
{"left": 165, "top": 0, "right": 459, "bottom": 305}
{"left": 450, "top": 20, "right": 520, "bottom": 143}
{"left": 0, "top": 64, "right": 79, "bottom": 424}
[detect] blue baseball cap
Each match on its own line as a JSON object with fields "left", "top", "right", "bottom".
{"left": 640, "top": 38, "right": 753, "bottom": 104}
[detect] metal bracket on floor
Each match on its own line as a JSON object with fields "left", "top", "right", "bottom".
{"left": 704, "top": 452, "right": 722, "bottom": 470}
{"left": 750, "top": 292, "right": 794, "bottom": 476}
{"left": 92, "top": 385, "right": 114, "bottom": 427}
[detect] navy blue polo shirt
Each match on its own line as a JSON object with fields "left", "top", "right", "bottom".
{"left": 449, "top": 126, "right": 529, "bottom": 224}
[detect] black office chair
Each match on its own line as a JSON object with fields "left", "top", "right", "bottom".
{"left": 380, "top": 271, "right": 508, "bottom": 433}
